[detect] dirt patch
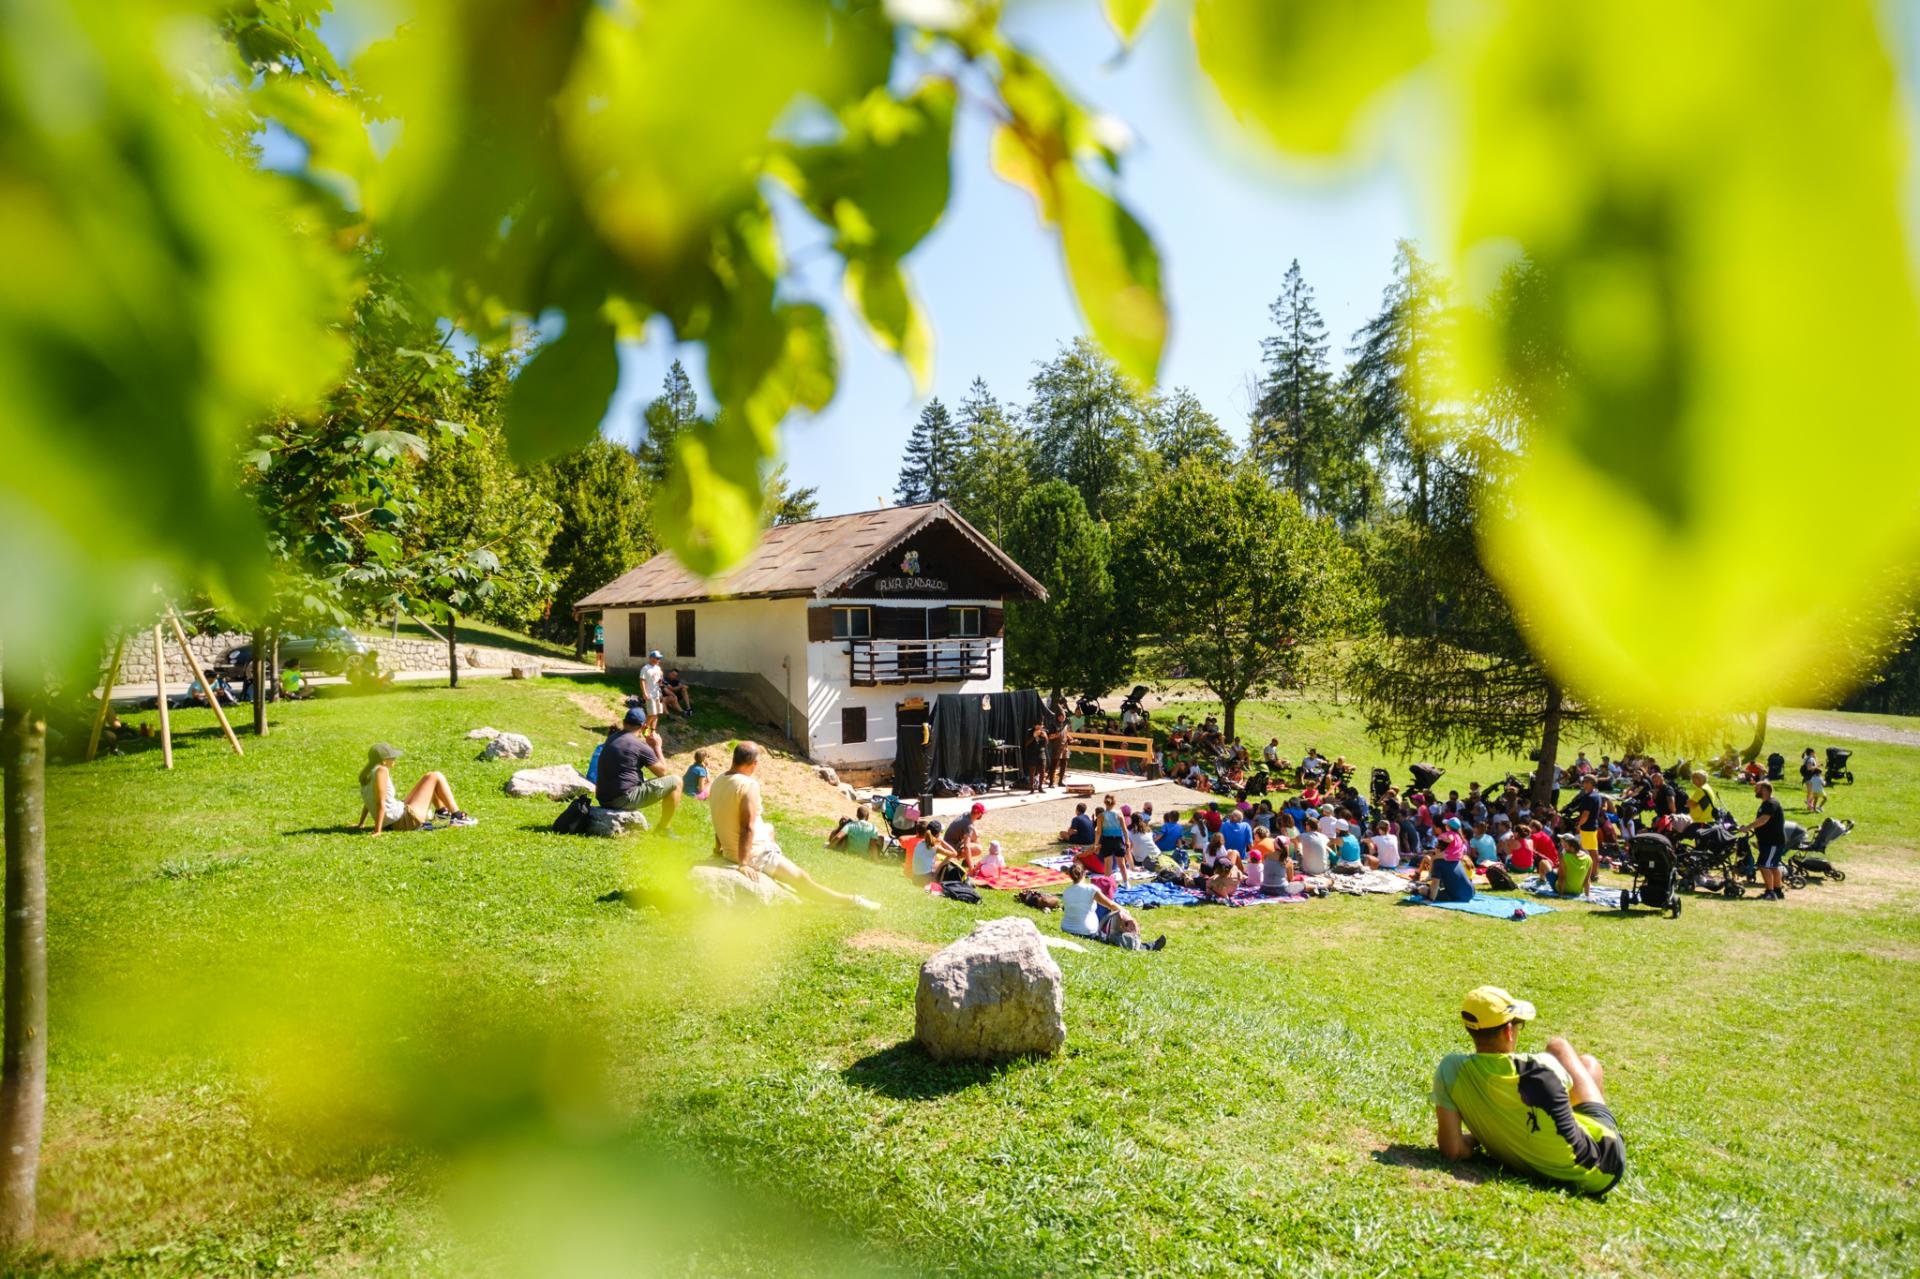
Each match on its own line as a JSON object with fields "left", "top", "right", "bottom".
{"left": 638, "top": 690, "right": 854, "bottom": 824}
{"left": 1770, "top": 710, "right": 1920, "bottom": 748}
{"left": 567, "top": 688, "right": 623, "bottom": 724}
{"left": 845, "top": 929, "right": 938, "bottom": 956}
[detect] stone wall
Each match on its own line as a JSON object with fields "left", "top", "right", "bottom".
{"left": 112, "top": 629, "right": 555, "bottom": 687}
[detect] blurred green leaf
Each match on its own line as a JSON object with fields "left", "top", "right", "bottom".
{"left": 654, "top": 414, "right": 769, "bottom": 575}
{"left": 1191, "top": 0, "right": 1430, "bottom": 155}
{"left": 503, "top": 314, "right": 620, "bottom": 464}
{"left": 1103, "top": 0, "right": 1157, "bottom": 43}
{"left": 844, "top": 255, "right": 933, "bottom": 392}
{"left": 790, "top": 80, "right": 956, "bottom": 260}
{"left": 1055, "top": 170, "right": 1166, "bottom": 386}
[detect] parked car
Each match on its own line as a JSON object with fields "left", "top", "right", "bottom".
{"left": 217, "top": 627, "right": 372, "bottom": 681}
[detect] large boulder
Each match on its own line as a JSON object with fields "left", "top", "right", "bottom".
{"left": 688, "top": 863, "right": 799, "bottom": 907}
{"left": 479, "top": 732, "right": 533, "bottom": 761}
{"left": 586, "top": 806, "right": 649, "bottom": 837}
{"left": 816, "top": 764, "right": 841, "bottom": 786}
{"left": 505, "top": 764, "right": 593, "bottom": 800}
{"left": 914, "top": 917, "right": 1066, "bottom": 1062}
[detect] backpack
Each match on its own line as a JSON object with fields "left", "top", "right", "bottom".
{"left": 1483, "top": 863, "right": 1518, "bottom": 892}
{"left": 552, "top": 795, "right": 593, "bottom": 835}
{"left": 939, "top": 880, "right": 982, "bottom": 904}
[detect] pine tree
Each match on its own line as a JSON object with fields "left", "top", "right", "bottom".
{"left": 1342, "top": 241, "right": 1449, "bottom": 528}
{"left": 635, "top": 359, "right": 701, "bottom": 484}
{"left": 1249, "top": 259, "right": 1339, "bottom": 512}
{"left": 947, "top": 377, "right": 1034, "bottom": 544}
{"left": 895, "top": 397, "right": 959, "bottom": 504}
{"left": 764, "top": 464, "right": 820, "bottom": 525}
{"left": 1025, "top": 338, "right": 1151, "bottom": 526}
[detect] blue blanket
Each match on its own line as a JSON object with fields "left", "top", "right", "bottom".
{"left": 1402, "top": 894, "right": 1556, "bottom": 920}
{"left": 1523, "top": 875, "right": 1623, "bottom": 907}
{"left": 1112, "top": 882, "right": 1305, "bottom": 909}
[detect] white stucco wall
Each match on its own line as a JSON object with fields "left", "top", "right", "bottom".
{"left": 603, "top": 598, "right": 811, "bottom": 740}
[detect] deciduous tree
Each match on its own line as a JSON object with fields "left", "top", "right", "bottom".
{"left": 1025, "top": 339, "right": 1152, "bottom": 527}
{"left": 1002, "top": 482, "right": 1131, "bottom": 698}
{"left": 947, "top": 378, "right": 1035, "bottom": 545}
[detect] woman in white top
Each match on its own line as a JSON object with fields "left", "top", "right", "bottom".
{"left": 356, "top": 742, "right": 470, "bottom": 834}
{"left": 1128, "top": 813, "right": 1159, "bottom": 868}
{"left": 1367, "top": 819, "right": 1401, "bottom": 869}
{"left": 1059, "top": 863, "right": 1164, "bottom": 950}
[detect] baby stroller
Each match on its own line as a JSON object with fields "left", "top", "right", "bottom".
{"left": 1409, "top": 762, "right": 1445, "bottom": 794}
{"left": 1825, "top": 746, "right": 1855, "bottom": 785}
{"left": 1678, "top": 823, "right": 1751, "bottom": 898}
{"left": 1370, "top": 767, "right": 1392, "bottom": 801}
{"left": 1784, "top": 817, "right": 1852, "bottom": 887}
{"left": 1616, "top": 832, "right": 1683, "bottom": 917}
{"left": 1118, "top": 685, "right": 1149, "bottom": 720}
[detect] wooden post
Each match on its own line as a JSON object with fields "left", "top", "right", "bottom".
{"left": 166, "top": 610, "right": 241, "bottom": 757}
{"left": 85, "top": 632, "right": 126, "bottom": 763}
{"left": 152, "top": 625, "right": 172, "bottom": 770}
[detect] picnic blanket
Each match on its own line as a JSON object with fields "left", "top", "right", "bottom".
{"left": 1325, "top": 869, "right": 1414, "bottom": 895}
{"left": 1112, "top": 882, "right": 1307, "bottom": 909}
{"left": 1524, "top": 875, "right": 1623, "bottom": 907}
{"left": 1031, "top": 853, "right": 1079, "bottom": 871}
{"left": 975, "top": 864, "right": 1071, "bottom": 891}
{"left": 1402, "top": 894, "right": 1556, "bottom": 920}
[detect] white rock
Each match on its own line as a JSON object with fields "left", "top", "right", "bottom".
{"left": 509, "top": 663, "right": 541, "bottom": 680}
{"left": 504, "top": 764, "right": 593, "bottom": 800}
{"left": 479, "top": 732, "right": 533, "bottom": 760}
{"left": 914, "top": 916, "right": 1066, "bottom": 1062}
{"left": 688, "top": 863, "right": 799, "bottom": 907}
{"left": 1042, "top": 937, "right": 1087, "bottom": 955}
{"left": 817, "top": 765, "right": 840, "bottom": 786}
{"left": 467, "top": 727, "right": 501, "bottom": 740}
{"left": 586, "top": 806, "right": 649, "bottom": 837}
{"left": 839, "top": 783, "right": 858, "bottom": 802}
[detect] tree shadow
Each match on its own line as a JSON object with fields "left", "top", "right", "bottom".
{"left": 841, "top": 1041, "right": 1020, "bottom": 1101}
{"left": 283, "top": 824, "right": 370, "bottom": 837}
{"left": 1371, "top": 1144, "right": 1494, "bottom": 1185}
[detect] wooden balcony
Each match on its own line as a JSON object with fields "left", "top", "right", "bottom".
{"left": 848, "top": 638, "right": 993, "bottom": 686}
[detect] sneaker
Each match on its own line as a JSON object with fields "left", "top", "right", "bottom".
{"left": 1148, "top": 935, "right": 1167, "bottom": 951}
{"left": 850, "top": 895, "right": 882, "bottom": 912}
{"left": 448, "top": 810, "right": 478, "bottom": 827}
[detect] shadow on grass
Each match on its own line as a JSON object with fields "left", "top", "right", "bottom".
{"left": 842, "top": 1041, "right": 1017, "bottom": 1100}
{"left": 283, "top": 824, "right": 368, "bottom": 837}
{"left": 1371, "top": 1144, "right": 1494, "bottom": 1185}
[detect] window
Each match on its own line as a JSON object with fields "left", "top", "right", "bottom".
{"left": 831, "top": 606, "right": 872, "bottom": 639}
{"left": 949, "top": 606, "right": 982, "bottom": 638}
{"left": 675, "top": 608, "right": 696, "bottom": 657}
{"left": 841, "top": 706, "right": 868, "bottom": 744}
{"left": 626, "top": 611, "right": 646, "bottom": 657}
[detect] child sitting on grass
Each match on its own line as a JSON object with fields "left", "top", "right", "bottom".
{"left": 976, "top": 840, "right": 1006, "bottom": 880}
{"left": 682, "top": 747, "right": 711, "bottom": 799}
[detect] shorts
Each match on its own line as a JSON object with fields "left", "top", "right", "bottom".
{"left": 1579, "top": 828, "right": 1599, "bottom": 853}
{"left": 1099, "top": 834, "right": 1126, "bottom": 860}
{"left": 1572, "top": 1101, "right": 1628, "bottom": 1191}
{"left": 606, "top": 775, "right": 679, "bottom": 811}
{"left": 742, "top": 845, "right": 799, "bottom": 878}
{"left": 643, "top": 695, "right": 664, "bottom": 717}
{"left": 1754, "top": 844, "right": 1784, "bottom": 870}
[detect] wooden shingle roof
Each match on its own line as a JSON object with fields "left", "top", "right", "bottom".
{"left": 574, "top": 501, "right": 1047, "bottom": 614}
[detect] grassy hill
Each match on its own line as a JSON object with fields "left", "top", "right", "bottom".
{"left": 11, "top": 677, "right": 1920, "bottom": 1276}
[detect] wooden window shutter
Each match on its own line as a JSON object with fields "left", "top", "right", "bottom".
{"left": 841, "top": 706, "right": 867, "bottom": 744}
{"left": 675, "top": 608, "right": 696, "bottom": 656}
{"left": 627, "top": 611, "right": 646, "bottom": 655}
{"left": 807, "top": 608, "right": 834, "bottom": 642}
{"left": 925, "top": 605, "right": 950, "bottom": 639}
{"left": 983, "top": 607, "right": 1004, "bottom": 637}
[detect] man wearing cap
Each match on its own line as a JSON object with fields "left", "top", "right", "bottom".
{"left": 595, "top": 708, "right": 679, "bottom": 832}
{"left": 945, "top": 801, "right": 986, "bottom": 858}
{"left": 1433, "top": 986, "right": 1625, "bottom": 1196}
{"left": 639, "top": 650, "right": 667, "bottom": 733}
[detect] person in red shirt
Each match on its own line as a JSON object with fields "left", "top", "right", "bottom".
{"left": 1528, "top": 821, "right": 1560, "bottom": 873}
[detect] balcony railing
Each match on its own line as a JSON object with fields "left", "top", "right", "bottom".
{"left": 848, "top": 638, "right": 992, "bottom": 686}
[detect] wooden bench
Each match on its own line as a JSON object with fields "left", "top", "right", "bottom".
{"left": 1067, "top": 732, "right": 1154, "bottom": 775}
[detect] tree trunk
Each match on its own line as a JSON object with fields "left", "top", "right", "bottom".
{"left": 1221, "top": 697, "right": 1238, "bottom": 746}
{"left": 0, "top": 661, "right": 49, "bottom": 1246}
{"left": 250, "top": 626, "right": 268, "bottom": 737}
{"left": 269, "top": 632, "right": 281, "bottom": 704}
{"left": 574, "top": 617, "right": 587, "bottom": 660}
{"left": 1739, "top": 707, "right": 1769, "bottom": 764}
{"left": 1530, "top": 679, "right": 1563, "bottom": 809}
{"left": 447, "top": 614, "right": 459, "bottom": 689}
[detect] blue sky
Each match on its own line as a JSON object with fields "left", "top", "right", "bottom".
{"left": 604, "top": 2, "right": 1421, "bottom": 514}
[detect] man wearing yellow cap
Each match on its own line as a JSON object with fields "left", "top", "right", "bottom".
{"left": 1431, "top": 986, "right": 1625, "bottom": 1195}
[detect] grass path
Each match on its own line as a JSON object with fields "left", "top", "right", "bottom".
{"left": 10, "top": 676, "right": 1920, "bottom": 1276}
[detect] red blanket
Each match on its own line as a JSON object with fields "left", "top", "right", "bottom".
{"left": 975, "top": 864, "right": 1071, "bottom": 890}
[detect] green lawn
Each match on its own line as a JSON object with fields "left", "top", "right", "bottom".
{"left": 10, "top": 677, "right": 1920, "bottom": 1276}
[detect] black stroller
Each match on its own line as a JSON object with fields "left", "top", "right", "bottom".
{"left": 1409, "top": 762, "right": 1445, "bottom": 794}
{"left": 1784, "top": 817, "right": 1852, "bottom": 887}
{"left": 1370, "top": 767, "right": 1393, "bottom": 801}
{"left": 1118, "top": 685, "right": 1149, "bottom": 719}
{"left": 1617, "top": 832, "right": 1683, "bottom": 917}
{"left": 1825, "top": 746, "right": 1855, "bottom": 785}
{"left": 1678, "top": 823, "right": 1751, "bottom": 898}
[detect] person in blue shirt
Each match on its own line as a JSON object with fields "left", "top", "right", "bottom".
{"left": 1469, "top": 821, "right": 1500, "bottom": 866}
{"left": 1059, "top": 802, "right": 1096, "bottom": 845}
{"left": 1332, "top": 820, "right": 1366, "bottom": 873}
{"left": 1155, "top": 809, "right": 1188, "bottom": 853}
{"left": 1220, "top": 810, "right": 1254, "bottom": 855}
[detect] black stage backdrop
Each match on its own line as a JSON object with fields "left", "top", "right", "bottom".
{"left": 893, "top": 689, "right": 1045, "bottom": 795}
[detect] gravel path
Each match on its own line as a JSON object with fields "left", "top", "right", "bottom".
{"left": 1767, "top": 711, "right": 1920, "bottom": 749}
